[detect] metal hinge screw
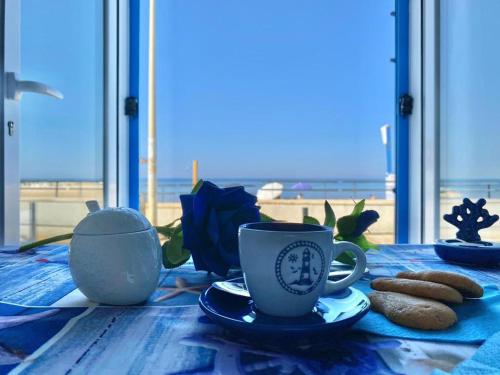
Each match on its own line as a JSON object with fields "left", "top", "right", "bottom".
{"left": 7, "top": 121, "right": 14, "bottom": 136}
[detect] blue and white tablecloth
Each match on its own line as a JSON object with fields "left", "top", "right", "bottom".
{"left": 0, "top": 244, "right": 498, "bottom": 374}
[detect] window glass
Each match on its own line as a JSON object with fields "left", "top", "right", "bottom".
{"left": 139, "top": 0, "right": 396, "bottom": 243}
{"left": 440, "top": 0, "right": 500, "bottom": 240}
{"left": 20, "top": 0, "right": 103, "bottom": 242}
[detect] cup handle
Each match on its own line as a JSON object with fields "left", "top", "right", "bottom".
{"left": 323, "top": 241, "right": 367, "bottom": 295}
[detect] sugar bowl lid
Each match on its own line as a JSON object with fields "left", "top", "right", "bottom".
{"left": 73, "top": 201, "right": 152, "bottom": 235}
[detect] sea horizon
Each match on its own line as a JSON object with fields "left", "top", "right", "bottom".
{"left": 19, "top": 177, "right": 500, "bottom": 202}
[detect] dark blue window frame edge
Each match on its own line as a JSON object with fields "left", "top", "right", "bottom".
{"left": 128, "top": 0, "right": 140, "bottom": 209}
{"left": 127, "top": 1, "right": 412, "bottom": 243}
{"left": 395, "top": 0, "right": 410, "bottom": 243}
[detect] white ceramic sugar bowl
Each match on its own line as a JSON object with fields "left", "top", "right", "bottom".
{"left": 69, "top": 202, "right": 162, "bottom": 305}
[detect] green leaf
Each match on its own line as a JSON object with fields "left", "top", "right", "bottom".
{"left": 156, "top": 226, "right": 178, "bottom": 238}
{"left": 260, "top": 212, "right": 275, "bottom": 222}
{"left": 351, "top": 199, "right": 366, "bottom": 217}
{"left": 303, "top": 215, "right": 320, "bottom": 225}
{"left": 191, "top": 179, "right": 204, "bottom": 194}
{"left": 155, "top": 219, "right": 181, "bottom": 237}
{"left": 335, "top": 251, "right": 356, "bottom": 266}
{"left": 323, "top": 200, "right": 336, "bottom": 228}
{"left": 162, "top": 228, "right": 191, "bottom": 268}
{"left": 336, "top": 215, "right": 357, "bottom": 237}
{"left": 350, "top": 234, "right": 379, "bottom": 251}
{"left": 164, "top": 218, "right": 180, "bottom": 228}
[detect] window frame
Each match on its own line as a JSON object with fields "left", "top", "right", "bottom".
{"left": 0, "top": 0, "right": 129, "bottom": 245}
{"left": 395, "top": 0, "right": 411, "bottom": 243}
{"left": 0, "top": 0, "right": 18, "bottom": 246}
{"left": 408, "top": 0, "right": 441, "bottom": 243}
{"left": 0, "top": 1, "right": 430, "bottom": 245}
{"left": 118, "top": 0, "right": 452, "bottom": 244}
{"left": 128, "top": 0, "right": 140, "bottom": 210}
{"left": 105, "top": 0, "right": 131, "bottom": 208}
{"left": 127, "top": 0, "right": 416, "bottom": 242}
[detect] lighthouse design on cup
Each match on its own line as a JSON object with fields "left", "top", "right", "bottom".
{"left": 298, "top": 247, "right": 313, "bottom": 285}
{"left": 275, "top": 241, "right": 326, "bottom": 295}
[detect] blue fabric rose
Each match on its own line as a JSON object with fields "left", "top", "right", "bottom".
{"left": 352, "top": 210, "right": 380, "bottom": 237}
{"left": 180, "top": 181, "right": 261, "bottom": 276}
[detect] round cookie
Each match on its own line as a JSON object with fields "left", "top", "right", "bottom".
{"left": 369, "top": 291, "right": 458, "bottom": 330}
{"left": 371, "top": 277, "right": 463, "bottom": 304}
{"left": 397, "top": 271, "right": 483, "bottom": 298}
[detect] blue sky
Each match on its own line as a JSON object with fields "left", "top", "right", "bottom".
{"left": 20, "top": 0, "right": 396, "bottom": 180}
{"left": 141, "top": 0, "right": 396, "bottom": 180}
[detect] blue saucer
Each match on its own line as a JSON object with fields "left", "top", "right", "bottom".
{"left": 435, "top": 239, "right": 500, "bottom": 267}
{"left": 199, "top": 278, "right": 370, "bottom": 347}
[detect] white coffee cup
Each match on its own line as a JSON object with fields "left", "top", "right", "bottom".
{"left": 238, "top": 222, "right": 367, "bottom": 317}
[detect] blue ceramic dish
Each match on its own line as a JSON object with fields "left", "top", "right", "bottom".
{"left": 199, "top": 277, "right": 370, "bottom": 348}
{"left": 435, "top": 239, "right": 500, "bottom": 267}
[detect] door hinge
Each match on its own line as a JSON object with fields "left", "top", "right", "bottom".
{"left": 399, "top": 94, "right": 413, "bottom": 117}
{"left": 125, "top": 96, "right": 138, "bottom": 117}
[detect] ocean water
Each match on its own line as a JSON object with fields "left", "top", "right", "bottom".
{"left": 140, "top": 178, "right": 391, "bottom": 203}
{"left": 138, "top": 178, "right": 500, "bottom": 203}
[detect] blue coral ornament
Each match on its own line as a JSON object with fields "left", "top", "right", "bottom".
{"left": 443, "top": 198, "right": 499, "bottom": 243}
{"left": 435, "top": 198, "right": 500, "bottom": 266}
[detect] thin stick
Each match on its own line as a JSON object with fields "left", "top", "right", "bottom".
{"left": 19, "top": 233, "right": 73, "bottom": 252}
{"left": 18, "top": 216, "right": 182, "bottom": 253}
